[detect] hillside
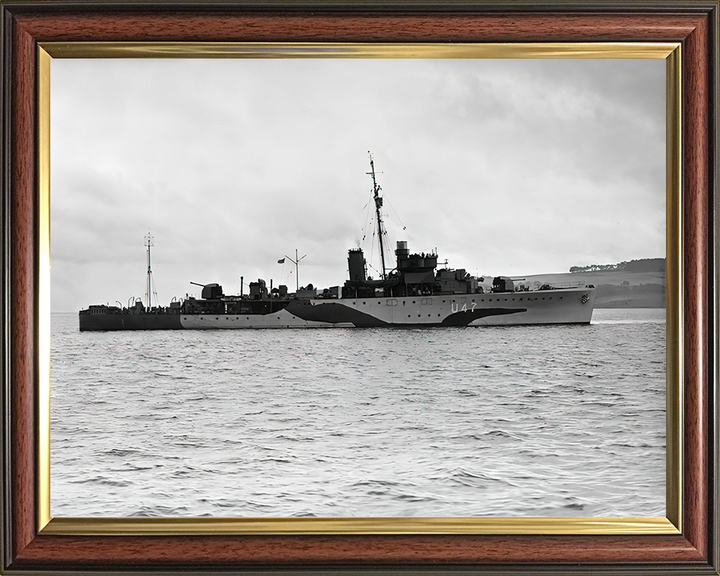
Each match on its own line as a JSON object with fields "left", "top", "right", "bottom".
{"left": 516, "top": 266, "right": 666, "bottom": 309}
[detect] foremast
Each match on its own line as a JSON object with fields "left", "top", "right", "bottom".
{"left": 367, "top": 153, "right": 387, "bottom": 280}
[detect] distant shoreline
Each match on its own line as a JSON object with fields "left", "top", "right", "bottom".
{"left": 519, "top": 269, "right": 666, "bottom": 309}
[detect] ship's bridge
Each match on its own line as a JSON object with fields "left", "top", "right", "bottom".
{"left": 395, "top": 241, "right": 437, "bottom": 285}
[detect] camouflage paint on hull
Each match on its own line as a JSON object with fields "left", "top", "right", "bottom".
{"left": 79, "top": 287, "right": 595, "bottom": 331}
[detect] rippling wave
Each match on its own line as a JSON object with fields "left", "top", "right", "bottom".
{"left": 51, "top": 308, "right": 665, "bottom": 517}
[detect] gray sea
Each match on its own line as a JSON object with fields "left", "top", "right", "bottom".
{"left": 50, "top": 308, "right": 666, "bottom": 518}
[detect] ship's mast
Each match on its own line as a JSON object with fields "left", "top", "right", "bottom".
{"left": 367, "top": 153, "right": 387, "bottom": 280}
{"left": 284, "top": 249, "right": 307, "bottom": 292}
{"left": 144, "top": 232, "right": 155, "bottom": 308}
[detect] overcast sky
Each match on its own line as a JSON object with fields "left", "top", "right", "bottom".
{"left": 50, "top": 57, "right": 665, "bottom": 312}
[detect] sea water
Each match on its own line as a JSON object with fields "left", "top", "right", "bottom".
{"left": 50, "top": 308, "right": 666, "bottom": 517}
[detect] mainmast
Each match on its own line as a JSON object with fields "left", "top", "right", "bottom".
{"left": 144, "top": 232, "right": 155, "bottom": 308}
{"left": 367, "top": 153, "right": 387, "bottom": 280}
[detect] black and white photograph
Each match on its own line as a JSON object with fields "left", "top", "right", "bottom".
{"left": 49, "top": 55, "right": 666, "bottom": 518}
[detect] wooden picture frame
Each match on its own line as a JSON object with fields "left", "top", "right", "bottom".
{"left": 1, "top": 1, "right": 717, "bottom": 574}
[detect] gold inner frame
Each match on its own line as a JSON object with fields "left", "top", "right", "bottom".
{"left": 36, "top": 42, "right": 682, "bottom": 536}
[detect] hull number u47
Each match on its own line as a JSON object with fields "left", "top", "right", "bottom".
{"left": 452, "top": 302, "right": 477, "bottom": 313}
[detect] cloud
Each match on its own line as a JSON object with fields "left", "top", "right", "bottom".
{"left": 50, "top": 57, "right": 665, "bottom": 312}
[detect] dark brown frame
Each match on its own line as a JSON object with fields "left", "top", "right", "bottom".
{"left": 1, "top": 1, "right": 717, "bottom": 574}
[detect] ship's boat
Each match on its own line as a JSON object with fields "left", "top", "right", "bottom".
{"left": 79, "top": 157, "right": 596, "bottom": 331}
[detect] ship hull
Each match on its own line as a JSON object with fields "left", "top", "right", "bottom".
{"left": 78, "top": 312, "right": 183, "bottom": 331}
{"left": 79, "top": 287, "right": 595, "bottom": 331}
